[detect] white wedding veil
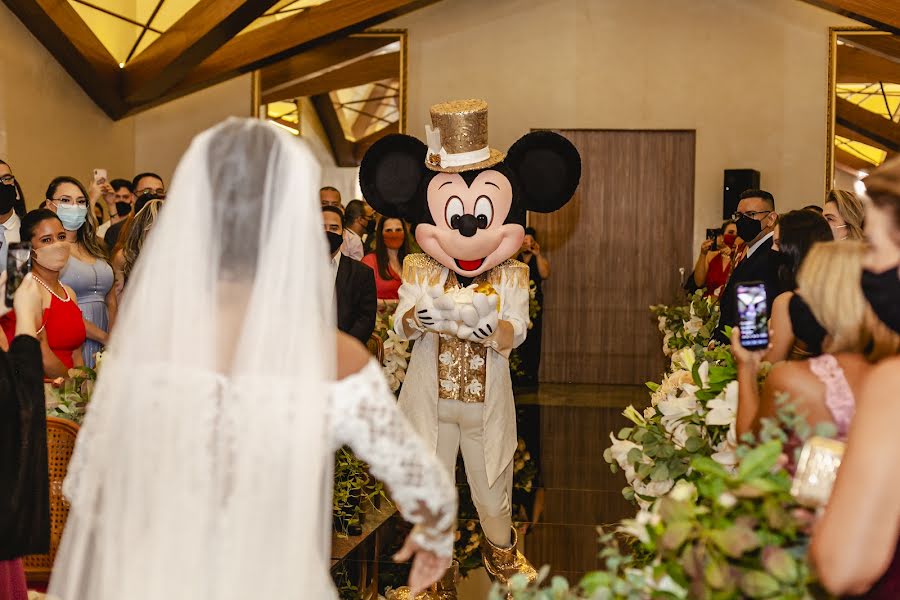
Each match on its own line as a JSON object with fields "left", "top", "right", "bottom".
{"left": 49, "top": 118, "right": 337, "bottom": 599}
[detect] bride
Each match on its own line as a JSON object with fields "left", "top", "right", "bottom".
{"left": 48, "top": 119, "right": 457, "bottom": 599}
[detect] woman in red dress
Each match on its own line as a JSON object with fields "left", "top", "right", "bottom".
{"left": 361, "top": 217, "right": 409, "bottom": 307}
{"left": 1, "top": 209, "right": 86, "bottom": 377}
{"left": 693, "top": 221, "right": 741, "bottom": 298}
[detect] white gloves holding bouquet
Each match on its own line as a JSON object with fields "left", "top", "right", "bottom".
{"left": 413, "top": 283, "right": 500, "bottom": 344}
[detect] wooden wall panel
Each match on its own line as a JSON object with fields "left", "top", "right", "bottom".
{"left": 530, "top": 130, "right": 695, "bottom": 385}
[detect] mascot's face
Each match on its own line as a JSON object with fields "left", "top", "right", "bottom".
{"left": 417, "top": 170, "right": 524, "bottom": 277}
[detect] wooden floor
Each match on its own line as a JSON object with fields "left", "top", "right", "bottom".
{"left": 515, "top": 383, "right": 648, "bottom": 584}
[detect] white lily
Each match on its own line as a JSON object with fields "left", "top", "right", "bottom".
{"left": 705, "top": 382, "right": 737, "bottom": 427}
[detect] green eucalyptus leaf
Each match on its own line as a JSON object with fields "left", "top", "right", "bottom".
{"left": 738, "top": 440, "right": 782, "bottom": 481}
{"left": 739, "top": 569, "right": 780, "bottom": 598}
{"left": 684, "top": 436, "right": 704, "bottom": 452}
{"left": 627, "top": 448, "right": 643, "bottom": 464}
{"left": 650, "top": 463, "right": 670, "bottom": 482}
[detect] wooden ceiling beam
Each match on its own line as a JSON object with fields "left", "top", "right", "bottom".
{"left": 123, "top": 0, "right": 280, "bottom": 104}
{"left": 834, "top": 147, "right": 878, "bottom": 172}
{"left": 351, "top": 85, "right": 393, "bottom": 139}
{"left": 836, "top": 44, "right": 900, "bottom": 83}
{"left": 261, "top": 51, "right": 399, "bottom": 104}
{"left": 801, "top": 1, "right": 900, "bottom": 34}
{"left": 311, "top": 93, "right": 356, "bottom": 167}
{"left": 145, "top": 0, "right": 434, "bottom": 112}
{"left": 840, "top": 33, "right": 900, "bottom": 62}
{"left": 835, "top": 96, "right": 900, "bottom": 152}
{"left": 1, "top": 0, "right": 125, "bottom": 118}
{"left": 260, "top": 36, "right": 396, "bottom": 92}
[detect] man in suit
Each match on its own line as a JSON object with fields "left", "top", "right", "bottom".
{"left": 322, "top": 205, "right": 376, "bottom": 344}
{"left": 717, "top": 189, "right": 781, "bottom": 342}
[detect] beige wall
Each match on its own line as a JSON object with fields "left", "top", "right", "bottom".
{"left": 0, "top": 2, "right": 134, "bottom": 209}
{"left": 132, "top": 76, "right": 252, "bottom": 185}
{"left": 388, "top": 0, "right": 858, "bottom": 255}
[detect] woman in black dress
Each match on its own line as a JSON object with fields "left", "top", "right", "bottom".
{"left": 0, "top": 274, "right": 50, "bottom": 599}
{"left": 515, "top": 227, "right": 550, "bottom": 390}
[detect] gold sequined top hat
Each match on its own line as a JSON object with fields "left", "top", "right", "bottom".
{"left": 425, "top": 99, "right": 505, "bottom": 173}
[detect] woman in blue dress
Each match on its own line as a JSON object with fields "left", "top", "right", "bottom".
{"left": 46, "top": 176, "right": 116, "bottom": 368}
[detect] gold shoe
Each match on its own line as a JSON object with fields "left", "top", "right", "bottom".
{"left": 480, "top": 526, "right": 538, "bottom": 585}
{"left": 385, "top": 561, "right": 458, "bottom": 600}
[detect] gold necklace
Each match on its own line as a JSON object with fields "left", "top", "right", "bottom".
{"left": 32, "top": 274, "right": 70, "bottom": 302}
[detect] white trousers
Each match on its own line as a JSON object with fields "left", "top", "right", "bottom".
{"left": 436, "top": 399, "right": 513, "bottom": 548}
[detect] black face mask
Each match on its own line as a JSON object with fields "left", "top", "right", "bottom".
{"left": 365, "top": 219, "right": 376, "bottom": 236}
{"left": 735, "top": 214, "right": 763, "bottom": 242}
{"left": 115, "top": 201, "right": 132, "bottom": 217}
{"left": 0, "top": 184, "right": 16, "bottom": 214}
{"left": 327, "top": 231, "right": 344, "bottom": 255}
{"left": 862, "top": 265, "right": 900, "bottom": 334}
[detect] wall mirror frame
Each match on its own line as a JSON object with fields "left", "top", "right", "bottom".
{"left": 251, "top": 29, "right": 407, "bottom": 167}
{"left": 826, "top": 27, "right": 900, "bottom": 191}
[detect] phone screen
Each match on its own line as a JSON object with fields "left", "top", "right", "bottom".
{"left": 736, "top": 282, "right": 769, "bottom": 350}
{"left": 5, "top": 242, "right": 32, "bottom": 307}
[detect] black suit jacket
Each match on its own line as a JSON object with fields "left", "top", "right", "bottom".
{"left": 717, "top": 236, "right": 784, "bottom": 342}
{"left": 336, "top": 254, "right": 377, "bottom": 344}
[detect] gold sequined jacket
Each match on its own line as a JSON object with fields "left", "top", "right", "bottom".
{"left": 393, "top": 254, "right": 530, "bottom": 487}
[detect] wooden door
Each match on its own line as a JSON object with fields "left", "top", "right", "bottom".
{"left": 530, "top": 130, "right": 695, "bottom": 385}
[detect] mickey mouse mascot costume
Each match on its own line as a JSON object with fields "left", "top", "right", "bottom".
{"left": 361, "top": 100, "right": 580, "bottom": 598}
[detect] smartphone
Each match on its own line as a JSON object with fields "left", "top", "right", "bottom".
{"left": 736, "top": 282, "right": 769, "bottom": 350}
{"left": 706, "top": 228, "right": 719, "bottom": 251}
{"left": 5, "top": 242, "right": 32, "bottom": 307}
{"left": 93, "top": 168, "right": 108, "bottom": 186}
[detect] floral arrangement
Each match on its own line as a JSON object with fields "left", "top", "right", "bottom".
{"left": 45, "top": 364, "right": 98, "bottom": 424}
{"left": 650, "top": 290, "right": 720, "bottom": 356}
{"left": 493, "top": 293, "right": 834, "bottom": 599}
{"left": 374, "top": 311, "right": 412, "bottom": 393}
{"left": 604, "top": 344, "right": 742, "bottom": 505}
{"left": 496, "top": 408, "right": 829, "bottom": 599}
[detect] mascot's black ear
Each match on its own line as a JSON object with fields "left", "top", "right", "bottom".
{"left": 504, "top": 131, "right": 581, "bottom": 213}
{"left": 359, "top": 134, "right": 428, "bottom": 219}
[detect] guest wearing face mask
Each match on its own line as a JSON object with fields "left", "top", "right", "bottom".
{"left": 361, "top": 216, "right": 409, "bottom": 307}
{"left": 341, "top": 199, "right": 371, "bottom": 261}
{"left": 323, "top": 205, "right": 376, "bottom": 344}
{"left": 44, "top": 177, "right": 115, "bottom": 368}
{"left": 823, "top": 189, "right": 865, "bottom": 242}
{"left": 0, "top": 210, "right": 86, "bottom": 378}
{"left": 716, "top": 189, "right": 781, "bottom": 342}
{"left": 0, "top": 162, "right": 24, "bottom": 280}
{"left": 96, "top": 179, "right": 134, "bottom": 239}
{"left": 693, "top": 221, "right": 741, "bottom": 297}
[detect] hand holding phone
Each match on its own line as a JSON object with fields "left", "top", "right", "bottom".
{"left": 736, "top": 282, "right": 769, "bottom": 350}
{"left": 5, "top": 242, "right": 32, "bottom": 308}
{"left": 93, "top": 168, "right": 108, "bottom": 186}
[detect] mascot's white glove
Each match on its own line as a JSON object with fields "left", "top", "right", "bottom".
{"left": 457, "top": 292, "right": 500, "bottom": 343}
{"left": 414, "top": 285, "right": 456, "bottom": 334}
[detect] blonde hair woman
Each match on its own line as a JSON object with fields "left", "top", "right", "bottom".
{"left": 732, "top": 241, "right": 899, "bottom": 437}
{"left": 824, "top": 189, "right": 865, "bottom": 241}
{"left": 111, "top": 199, "right": 163, "bottom": 298}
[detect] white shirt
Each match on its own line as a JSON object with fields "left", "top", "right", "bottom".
{"left": 747, "top": 231, "right": 774, "bottom": 258}
{"left": 341, "top": 229, "right": 364, "bottom": 261}
{"left": 1, "top": 211, "right": 20, "bottom": 244}
{"left": 331, "top": 251, "right": 342, "bottom": 288}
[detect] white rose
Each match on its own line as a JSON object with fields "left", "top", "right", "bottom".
{"left": 669, "top": 480, "right": 697, "bottom": 503}
{"left": 717, "top": 492, "right": 737, "bottom": 508}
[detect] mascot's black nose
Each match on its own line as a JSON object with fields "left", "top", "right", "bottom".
{"left": 457, "top": 214, "right": 479, "bottom": 237}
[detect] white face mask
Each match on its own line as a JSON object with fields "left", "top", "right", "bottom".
{"left": 33, "top": 242, "right": 71, "bottom": 271}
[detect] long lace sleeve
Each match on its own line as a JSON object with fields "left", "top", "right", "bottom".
{"left": 330, "top": 359, "right": 458, "bottom": 557}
